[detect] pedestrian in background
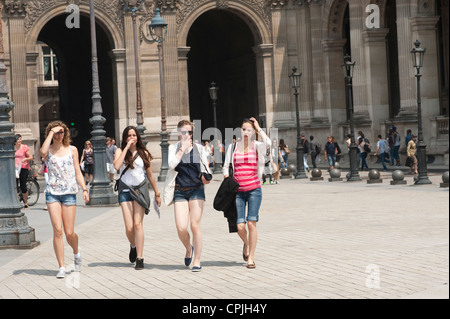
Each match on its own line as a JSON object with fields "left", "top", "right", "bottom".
{"left": 407, "top": 134, "right": 418, "bottom": 175}
{"left": 223, "top": 117, "right": 271, "bottom": 269}
{"left": 167, "top": 120, "right": 211, "bottom": 272}
{"left": 359, "top": 134, "right": 370, "bottom": 171}
{"left": 392, "top": 126, "right": 401, "bottom": 167}
{"left": 106, "top": 137, "right": 117, "bottom": 182}
{"left": 15, "top": 134, "right": 33, "bottom": 209}
{"left": 114, "top": 126, "right": 161, "bottom": 270}
{"left": 300, "top": 133, "right": 310, "bottom": 172}
{"left": 279, "top": 138, "right": 290, "bottom": 168}
{"left": 40, "top": 121, "right": 89, "bottom": 279}
{"left": 324, "top": 135, "right": 337, "bottom": 171}
{"left": 374, "top": 135, "right": 388, "bottom": 171}
{"left": 80, "top": 140, "right": 94, "bottom": 185}
{"left": 308, "top": 136, "right": 317, "bottom": 169}
{"left": 271, "top": 139, "right": 281, "bottom": 184}
{"left": 405, "top": 129, "right": 412, "bottom": 148}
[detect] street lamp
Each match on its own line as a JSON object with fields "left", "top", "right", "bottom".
{"left": 341, "top": 54, "right": 361, "bottom": 182}
{"left": 123, "top": 0, "right": 146, "bottom": 135}
{"left": 209, "top": 81, "right": 221, "bottom": 174}
{"left": 0, "top": 4, "right": 38, "bottom": 249}
{"left": 148, "top": 8, "right": 168, "bottom": 182}
{"left": 87, "top": 0, "right": 118, "bottom": 205}
{"left": 411, "top": 40, "right": 431, "bottom": 185}
{"left": 289, "top": 67, "right": 307, "bottom": 179}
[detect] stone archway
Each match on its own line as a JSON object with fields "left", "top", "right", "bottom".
{"left": 176, "top": 0, "right": 274, "bottom": 130}
{"left": 24, "top": 3, "right": 123, "bottom": 152}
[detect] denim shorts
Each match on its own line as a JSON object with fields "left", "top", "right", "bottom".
{"left": 173, "top": 186, "right": 205, "bottom": 203}
{"left": 235, "top": 187, "right": 262, "bottom": 224}
{"left": 46, "top": 193, "right": 77, "bottom": 206}
{"left": 118, "top": 190, "right": 133, "bottom": 204}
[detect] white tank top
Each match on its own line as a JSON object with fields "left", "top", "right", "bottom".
{"left": 120, "top": 156, "right": 145, "bottom": 189}
{"left": 46, "top": 146, "right": 78, "bottom": 195}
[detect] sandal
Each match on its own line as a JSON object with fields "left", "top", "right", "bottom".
{"left": 247, "top": 262, "right": 256, "bottom": 269}
{"left": 243, "top": 244, "right": 249, "bottom": 262}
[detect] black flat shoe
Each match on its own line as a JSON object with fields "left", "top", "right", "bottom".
{"left": 184, "top": 245, "right": 194, "bottom": 267}
{"left": 135, "top": 258, "right": 144, "bottom": 270}
{"left": 129, "top": 246, "right": 137, "bottom": 263}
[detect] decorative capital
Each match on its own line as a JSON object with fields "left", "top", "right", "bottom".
{"left": 156, "top": 0, "right": 178, "bottom": 12}
{"left": 270, "top": 0, "right": 287, "bottom": 8}
{"left": 4, "top": 0, "right": 27, "bottom": 17}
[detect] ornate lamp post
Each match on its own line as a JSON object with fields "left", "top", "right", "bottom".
{"left": 289, "top": 67, "right": 307, "bottom": 179}
{"left": 87, "top": 0, "right": 118, "bottom": 205}
{"left": 411, "top": 40, "right": 431, "bottom": 185}
{"left": 149, "top": 8, "right": 168, "bottom": 182}
{"left": 209, "top": 81, "right": 221, "bottom": 174}
{"left": 122, "top": 0, "right": 146, "bottom": 135}
{"left": 342, "top": 55, "right": 361, "bottom": 182}
{"left": 0, "top": 4, "right": 38, "bottom": 249}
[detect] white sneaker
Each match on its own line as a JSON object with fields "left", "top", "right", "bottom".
{"left": 74, "top": 249, "right": 82, "bottom": 272}
{"left": 56, "top": 267, "right": 65, "bottom": 279}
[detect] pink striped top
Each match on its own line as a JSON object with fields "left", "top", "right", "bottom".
{"left": 233, "top": 144, "right": 261, "bottom": 192}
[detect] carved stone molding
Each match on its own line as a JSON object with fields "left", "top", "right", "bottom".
{"left": 24, "top": 0, "right": 124, "bottom": 36}
{"left": 176, "top": 0, "right": 272, "bottom": 34}
{"left": 4, "top": 0, "right": 27, "bottom": 17}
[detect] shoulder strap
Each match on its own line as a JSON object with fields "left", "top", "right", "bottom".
{"left": 119, "top": 152, "right": 139, "bottom": 179}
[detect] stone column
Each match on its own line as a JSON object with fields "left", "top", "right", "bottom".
{"left": 177, "top": 46, "right": 191, "bottom": 120}
{"left": 348, "top": 0, "right": 370, "bottom": 120}
{"left": 108, "top": 48, "right": 127, "bottom": 135}
{"left": 253, "top": 44, "right": 274, "bottom": 128}
{"left": 362, "top": 28, "right": 390, "bottom": 126}
{"left": 123, "top": 13, "right": 137, "bottom": 126}
{"left": 309, "top": 0, "right": 328, "bottom": 122}
{"left": 5, "top": 2, "right": 32, "bottom": 137}
{"left": 297, "top": 3, "right": 314, "bottom": 121}
{"left": 270, "top": 4, "right": 293, "bottom": 128}
{"left": 395, "top": 0, "right": 418, "bottom": 119}
{"left": 322, "top": 38, "right": 347, "bottom": 125}
{"left": 160, "top": 8, "right": 180, "bottom": 122}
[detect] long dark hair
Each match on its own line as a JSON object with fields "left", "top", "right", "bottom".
{"left": 279, "top": 138, "right": 287, "bottom": 151}
{"left": 120, "top": 126, "right": 152, "bottom": 169}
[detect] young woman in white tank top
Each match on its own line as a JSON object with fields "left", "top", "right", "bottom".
{"left": 40, "top": 121, "right": 89, "bottom": 279}
{"left": 113, "top": 126, "right": 161, "bottom": 270}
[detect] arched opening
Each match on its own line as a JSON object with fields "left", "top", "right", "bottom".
{"left": 186, "top": 9, "right": 258, "bottom": 137}
{"left": 37, "top": 13, "right": 115, "bottom": 152}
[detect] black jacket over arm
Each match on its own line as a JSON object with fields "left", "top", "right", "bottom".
{"left": 213, "top": 177, "right": 239, "bottom": 233}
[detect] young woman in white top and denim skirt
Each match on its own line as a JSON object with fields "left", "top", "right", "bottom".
{"left": 114, "top": 126, "right": 161, "bottom": 270}
{"left": 40, "top": 121, "right": 89, "bottom": 279}
{"left": 223, "top": 117, "right": 271, "bottom": 269}
{"left": 167, "top": 120, "right": 212, "bottom": 272}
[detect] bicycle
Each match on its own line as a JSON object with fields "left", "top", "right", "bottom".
{"left": 17, "top": 174, "right": 40, "bottom": 207}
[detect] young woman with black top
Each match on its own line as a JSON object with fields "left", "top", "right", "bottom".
{"left": 167, "top": 120, "right": 211, "bottom": 272}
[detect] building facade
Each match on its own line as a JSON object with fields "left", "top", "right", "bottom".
{"left": 1, "top": 0, "right": 448, "bottom": 170}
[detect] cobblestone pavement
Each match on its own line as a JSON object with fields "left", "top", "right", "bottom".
{"left": 0, "top": 171, "right": 448, "bottom": 302}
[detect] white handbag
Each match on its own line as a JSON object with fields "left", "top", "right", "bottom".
{"left": 163, "top": 168, "right": 178, "bottom": 206}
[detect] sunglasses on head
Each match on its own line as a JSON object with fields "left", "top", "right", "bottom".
{"left": 180, "top": 130, "right": 193, "bottom": 136}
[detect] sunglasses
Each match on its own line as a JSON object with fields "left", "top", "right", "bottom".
{"left": 180, "top": 130, "right": 193, "bottom": 136}
{"left": 54, "top": 131, "right": 65, "bottom": 136}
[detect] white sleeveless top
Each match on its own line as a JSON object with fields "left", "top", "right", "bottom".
{"left": 46, "top": 146, "right": 78, "bottom": 195}
{"left": 120, "top": 156, "right": 146, "bottom": 190}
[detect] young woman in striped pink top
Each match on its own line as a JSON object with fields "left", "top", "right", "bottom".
{"left": 223, "top": 117, "right": 271, "bottom": 269}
